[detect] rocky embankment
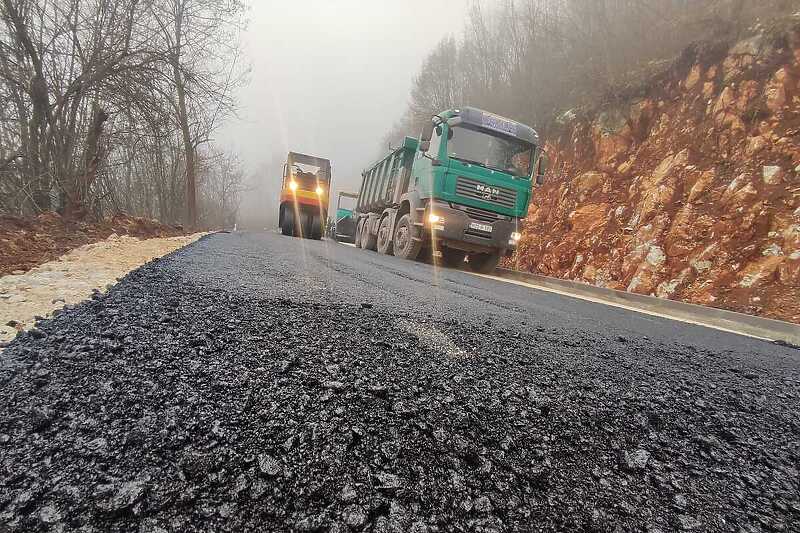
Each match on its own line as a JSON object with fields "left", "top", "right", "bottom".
{"left": 516, "top": 22, "right": 800, "bottom": 323}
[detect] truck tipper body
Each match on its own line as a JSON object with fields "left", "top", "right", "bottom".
{"left": 353, "top": 107, "right": 546, "bottom": 272}
{"left": 278, "top": 152, "right": 331, "bottom": 240}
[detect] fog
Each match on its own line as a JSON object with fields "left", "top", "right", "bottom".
{"left": 219, "top": 0, "right": 470, "bottom": 229}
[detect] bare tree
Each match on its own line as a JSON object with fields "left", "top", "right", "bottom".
{"left": 0, "top": 0, "right": 248, "bottom": 230}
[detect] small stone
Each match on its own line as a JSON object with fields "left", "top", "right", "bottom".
{"left": 323, "top": 380, "right": 345, "bottom": 391}
{"left": 86, "top": 437, "right": 108, "bottom": 454}
{"left": 339, "top": 483, "right": 358, "bottom": 503}
{"left": 619, "top": 448, "right": 650, "bottom": 471}
{"left": 211, "top": 419, "right": 225, "bottom": 438}
{"left": 29, "top": 328, "right": 46, "bottom": 339}
{"left": 673, "top": 494, "right": 687, "bottom": 509}
{"left": 38, "top": 504, "right": 61, "bottom": 525}
{"left": 375, "top": 472, "right": 401, "bottom": 491}
{"left": 105, "top": 481, "right": 146, "bottom": 514}
{"left": 676, "top": 515, "right": 702, "bottom": 531}
{"left": 473, "top": 495, "right": 493, "bottom": 513}
{"left": 342, "top": 505, "right": 367, "bottom": 528}
{"left": 361, "top": 302, "right": 373, "bottom": 309}
{"left": 257, "top": 454, "right": 281, "bottom": 477}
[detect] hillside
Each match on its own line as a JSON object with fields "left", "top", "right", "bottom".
{"left": 515, "top": 22, "right": 800, "bottom": 324}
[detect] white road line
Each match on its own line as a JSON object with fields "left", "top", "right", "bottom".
{"left": 468, "top": 271, "right": 773, "bottom": 341}
{"left": 330, "top": 238, "right": 789, "bottom": 343}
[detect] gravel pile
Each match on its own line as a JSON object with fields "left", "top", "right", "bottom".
{"left": 1, "top": 237, "right": 798, "bottom": 532}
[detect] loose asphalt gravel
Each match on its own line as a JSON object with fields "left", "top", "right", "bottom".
{"left": 1, "top": 231, "right": 799, "bottom": 532}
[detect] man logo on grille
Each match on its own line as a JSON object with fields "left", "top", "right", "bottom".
{"left": 476, "top": 184, "right": 499, "bottom": 200}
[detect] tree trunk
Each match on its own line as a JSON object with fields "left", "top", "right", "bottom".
{"left": 64, "top": 105, "right": 107, "bottom": 219}
{"left": 175, "top": 72, "right": 196, "bottom": 228}
{"left": 171, "top": 0, "right": 197, "bottom": 229}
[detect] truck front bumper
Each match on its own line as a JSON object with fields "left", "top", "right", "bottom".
{"left": 426, "top": 203, "right": 520, "bottom": 255}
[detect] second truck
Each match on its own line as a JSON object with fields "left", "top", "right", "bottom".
{"left": 353, "top": 106, "right": 546, "bottom": 273}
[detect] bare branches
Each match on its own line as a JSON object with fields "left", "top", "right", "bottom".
{"left": 0, "top": 0, "right": 248, "bottom": 229}
{"left": 400, "top": 0, "right": 799, "bottom": 141}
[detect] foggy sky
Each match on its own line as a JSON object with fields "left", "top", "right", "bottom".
{"left": 218, "top": 0, "right": 471, "bottom": 227}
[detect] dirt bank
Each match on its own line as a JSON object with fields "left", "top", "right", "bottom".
{"left": 0, "top": 212, "right": 186, "bottom": 277}
{"left": 514, "top": 21, "right": 800, "bottom": 324}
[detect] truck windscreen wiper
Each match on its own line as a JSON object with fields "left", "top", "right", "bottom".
{"left": 450, "top": 155, "right": 507, "bottom": 174}
{"left": 450, "top": 155, "right": 489, "bottom": 167}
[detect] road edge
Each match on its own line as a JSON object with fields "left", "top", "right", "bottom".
{"left": 492, "top": 268, "right": 800, "bottom": 346}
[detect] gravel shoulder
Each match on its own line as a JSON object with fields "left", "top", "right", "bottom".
{"left": 0, "top": 232, "right": 206, "bottom": 346}
{"left": 0, "top": 232, "right": 798, "bottom": 532}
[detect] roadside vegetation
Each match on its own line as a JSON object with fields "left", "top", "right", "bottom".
{"left": 385, "top": 0, "right": 798, "bottom": 144}
{"left": 0, "top": 0, "right": 248, "bottom": 228}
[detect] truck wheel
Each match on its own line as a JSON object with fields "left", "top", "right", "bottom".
{"left": 310, "top": 214, "right": 323, "bottom": 240}
{"left": 280, "top": 209, "right": 294, "bottom": 236}
{"left": 416, "top": 246, "right": 433, "bottom": 264}
{"left": 362, "top": 219, "right": 378, "bottom": 251}
{"left": 467, "top": 252, "right": 501, "bottom": 274}
{"left": 393, "top": 214, "right": 421, "bottom": 261}
{"left": 355, "top": 219, "right": 364, "bottom": 248}
{"left": 440, "top": 248, "right": 466, "bottom": 268}
{"left": 376, "top": 216, "right": 393, "bottom": 255}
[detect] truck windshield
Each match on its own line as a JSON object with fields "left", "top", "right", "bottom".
{"left": 291, "top": 164, "right": 328, "bottom": 191}
{"left": 447, "top": 125, "right": 533, "bottom": 178}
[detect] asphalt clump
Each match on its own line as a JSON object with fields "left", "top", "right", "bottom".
{"left": 0, "top": 240, "right": 799, "bottom": 532}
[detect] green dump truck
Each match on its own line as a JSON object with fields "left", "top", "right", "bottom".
{"left": 353, "top": 107, "right": 546, "bottom": 273}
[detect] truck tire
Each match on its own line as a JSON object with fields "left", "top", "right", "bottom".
{"left": 440, "top": 248, "right": 466, "bottom": 268}
{"left": 355, "top": 219, "right": 364, "bottom": 248}
{"left": 416, "top": 246, "right": 433, "bottom": 264}
{"left": 467, "top": 252, "right": 501, "bottom": 274}
{"left": 393, "top": 214, "right": 421, "bottom": 261}
{"left": 280, "top": 208, "right": 294, "bottom": 236}
{"left": 362, "top": 219, "right": 378, "bottom": 251}
{"left": 376, "top": 216, "right": 393, "bottom": 255}
{"left": 310, "top": 214, "right": 323, "bottom": 240}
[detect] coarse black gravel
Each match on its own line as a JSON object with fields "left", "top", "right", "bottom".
{"left": 1, "top": 232, "right": 799, "bottom": 532}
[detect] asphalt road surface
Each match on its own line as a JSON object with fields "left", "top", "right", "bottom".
{"left": 1, "top": 231, "right": 798, "bottom": 532}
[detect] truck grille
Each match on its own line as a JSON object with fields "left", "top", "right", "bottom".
{"left": 455, "top": 176, "right": 516, "bottom": 209}
{"left": 451, "top": 203, "right": 503, "bottom": 223}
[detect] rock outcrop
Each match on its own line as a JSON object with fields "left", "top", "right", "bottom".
{"left": 515, "top": 23, "right": 800, "bottom": 323}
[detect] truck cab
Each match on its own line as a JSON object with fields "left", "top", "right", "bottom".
{"left": 355, "top": 107, "right": 546, "bottom": 273}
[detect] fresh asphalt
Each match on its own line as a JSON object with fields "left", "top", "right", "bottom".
{"left": 1, "top": 231, "right": 797, "bottom": 532}
{"left": 202, "top": 232, "right": 795, "bottom": 359}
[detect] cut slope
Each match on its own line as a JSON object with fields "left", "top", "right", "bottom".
{"left": 515, "top": 22, "right": 800, "bottom": 323}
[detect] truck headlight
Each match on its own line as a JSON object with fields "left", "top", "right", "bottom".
{"left": 316, "top": 186, "right": 324, "bottom": 195}
{"left": 510, "top": 232, "right": 521, "bottom": 242}
{"left": 428, "top": 213, "right": 442, "bottom": 224}
{"left": 289, "top": 181, "right": 298, "bottom": 191}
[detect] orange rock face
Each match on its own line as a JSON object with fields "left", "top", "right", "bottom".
{"left": 512, "top": 30, "right": 800, "bottom": 324}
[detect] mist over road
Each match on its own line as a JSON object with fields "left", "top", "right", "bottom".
{"left": 1, "top": 232, "right": 798, "bottom": 532}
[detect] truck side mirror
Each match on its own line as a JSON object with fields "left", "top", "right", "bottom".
{"left": 419, "top": 122, "right": 434, "bottom": 152}
{"left": 535, "top": 152, "right": 549, "bottom": 186}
